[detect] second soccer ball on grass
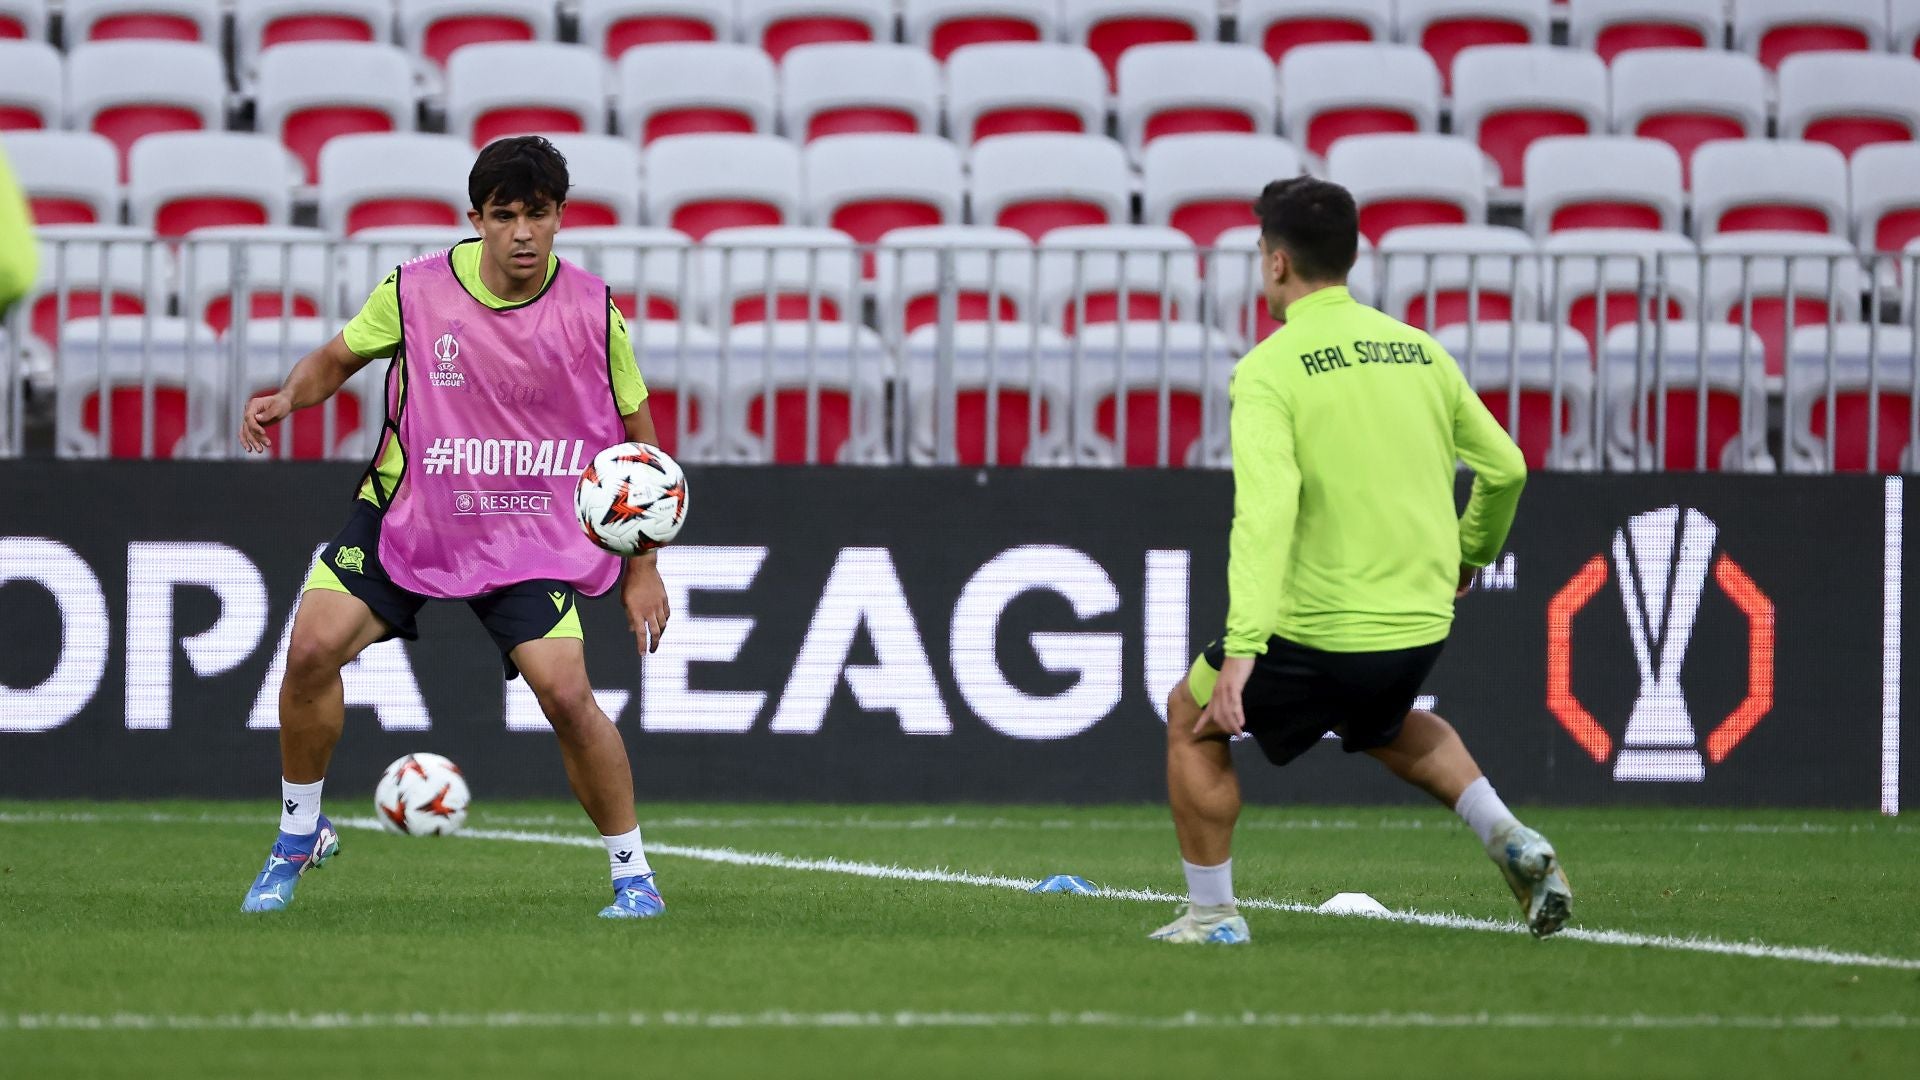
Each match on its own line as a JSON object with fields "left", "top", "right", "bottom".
{"left": 574, "top": 442, "right": 689, "bottom": 556}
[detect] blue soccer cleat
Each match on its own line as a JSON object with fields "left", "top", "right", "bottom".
{"left": 598, "top": 873, "right": 665, "bottom": 919}
{"left": 241, "top": 815, "right": 340, "bottom": 913}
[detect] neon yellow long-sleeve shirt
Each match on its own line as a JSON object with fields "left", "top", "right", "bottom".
{"left": 0, "top": 143, "right": 37, "bottom": 311}
{"left": 1224, "top": 286, "right": 1527, "bottom": 656}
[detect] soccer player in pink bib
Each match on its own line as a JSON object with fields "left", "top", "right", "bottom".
{"left": 236, "top": 137, "right": 670, "bottom": 919}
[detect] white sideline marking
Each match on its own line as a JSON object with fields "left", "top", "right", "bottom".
{"left": 333, "top": 819, "right": 1920, "bottom": 974}
{"left": 5, "top": 810, "right": 1918, "bottom": 972}
{"left": 3, "top": 1010, "right": 1914, "bottom": 1034}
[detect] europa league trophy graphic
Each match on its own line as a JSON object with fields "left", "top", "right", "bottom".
{"left": 1611, "top": 506, "right": 1713, "bottom": 781}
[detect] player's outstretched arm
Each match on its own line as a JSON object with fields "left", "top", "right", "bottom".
{"left": 618, "top": 404, "right": 670, "bottom": 653}
{"left": 239, "top": 333, "right": 374, "bottom": 453}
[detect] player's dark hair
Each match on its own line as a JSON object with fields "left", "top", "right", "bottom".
{"left": 469, "top": 135, "right": 570, "bottom": 213}
{"left": 1253, "top": 176, "right": 1359, "bottom": 283}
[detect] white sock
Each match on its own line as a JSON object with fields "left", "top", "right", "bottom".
{"left": 1182, "top": 858, "right": 1234, "bottom": 909}
{"left": 280, "top": 778, "right": 324, "bottom": 835}
{"left": 603, "top": 828, "right": 653, "bottom": 882}
{"left": 1454, "top": 777, "right": 1521, "bottom": 849}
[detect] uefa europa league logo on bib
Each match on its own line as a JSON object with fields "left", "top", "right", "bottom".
{"left": 1610, "top": 507, "right": 1714, "bottom": 782}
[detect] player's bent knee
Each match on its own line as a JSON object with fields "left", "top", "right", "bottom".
{"left": 535, "top": 682, "right": 601, "bottom": 737}
{"left": 284, "top": 631, "right": 352, "bottom": 685}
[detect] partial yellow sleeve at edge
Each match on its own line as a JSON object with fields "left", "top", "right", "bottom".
{"left": 610, "top": 303, "right": 648, "bottom": 415}
{"left": 0, "top": 145, "right": 38, "bottom": 310}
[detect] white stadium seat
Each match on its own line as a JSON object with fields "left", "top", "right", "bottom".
{"left": 944, "top": 42, "right": 1107, "bottom": 147}
{"left": 779, "top": 43, "right": 942, "bottom": 142}
{"left": 1600, "top": 321, "right": 1772, "bottom": 471}
{"left": 396, "top": 0, "right": 559, "bottom": 71}
{"left": 1036, "top": 225, "right": 1202, "bottom": 334}
{"left": 1690, "top": 140, "right": 1850, "bottom": 239}
{"left": 66, "top": 41, "right": 227, "bottom": 177}
{"left": 1450, "top": 45, "right": 1608, "bottom": 188}
{"left": 556, "top": 226, "right": 695, "bottom": 320}
{"left": 967, "top": 133, "right": 1132, "bottom": 242}
{"left": 741, "top": 0, "right": 894, "bottom": 63}
{"left": 715, "top": 322, "right": 892, "bottom": 464}
{"left": 698, "top": 225, "right": 861, "bottom": 327}
{"left": 1394, "top": 0, "right": 1551, "bottom": 91}
{"left": 1067, "top": 320, "right": 1237, "bottom": 468}
{"left": 0, "top": 131, "right": 120, "bottom": 227}
{"left": 26, "top": 225, "right": 172, "bottom": 353}
{"left": 0, "top": 40, "right": 63, "bottom": 131}
{"left": 178, "top": 226, "right": 338, "bottom": 335}
{"left": 1899, "top": 0, "right": 1920, "bottom": 60}
{"left": 1140, "top": 133, "right": 1304, "bottom": 248}
{"left": 642, "top": 134, "right": 802, "bottom": 239}
{"left": 55, "top": 316, "right": 224, "bottom": 460}
{"left": 1731, "top": 0, "right": 1885, "bottom": 72}
{"left": 1702, "top": 230, "right": 1864, "bottom": 376}
{"left": 235, "top": 1, "right": 400, "bottom": 84}
{"left": 1566, "top": 0, "right": 1724, "bottom": 64}
{"left": 1520, "top": 136, "right": 1684, "bottom": 237}
{"left": 1775, "top": 54, "right": 1920, "bottom": 161}
{"left": 1203, "top": 223, "right": 1377, "bottom": 344}
{"left": 128, "top": 133, "right": 300, "bottom": 237}
{"left": 317, "top": 132, "right": 474, "bottom": 234}
{"left": 577, "top": 0, "right": 735, "bottom": 60}
{"left": 539, "top": 134, "right": 641, "bottom": 228}
{"left": 1608, "top": 49, "right": 1766, "bottom": 186}
{"left": 1783, "top": 325, "right": 1918, "bottom": 473}
{"left": 623, "top": 320, "right": 723, "bottom": 459}
{"left": 1278, "top": 42, "right": 1442, "bottom": 160}
{"left": 615, "top": 42, "right": 778, "bottom": 146}
{"left": 1851, "top": 144, "right": 1920, "bottom": 257}
{"left": 256, "top": 42, "right": 416, "bottom": 184}
{"left": 802, "top": 133, "right": 963, "bottom": 251}
{"left": 1325, "top": 134, "right": 1489, "bottom": 243}
{"left": 1435, "top": 322, "right": 1596, "bottom": 469}
{"left": 1062, "top": 0, "right": 1216, "bottom": 87}
{"left": 62, "top": 0, "right": 222, "bottom": 46}
{"left": 873, "top": 225, "right": 1037, "bottom": 338}
{"left": 904, "top": 0, "right": 1058, "bottom": 62}
{"left": 900, "top": 321, "right": 1073, "bottom": 466}
{"left": 1538, "top": 228, "right": 1701, "bottom": 348}
{"left": 1238, "top": 0, "right": 1393, "bottom": 64}
{"left": 1114, "top": 43, "right": 1278, "bottom": 160}
{"left": 0, "top": 0, "right": 47, "bottom": 41}
{"left": 336, "top": 224, "right": 468, "bottom": 293}
{"left": 446, "top": 43, "right": 610, "bottom": 147}
{"left": 227, "top": 315, "right": 383, "bottom": 460}
{"left": 1376, "top": 224, "right": 1540, "bottom": 331}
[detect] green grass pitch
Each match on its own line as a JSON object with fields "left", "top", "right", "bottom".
{"left": 2, "top": 800, "right": 1917, "bottom": 1078}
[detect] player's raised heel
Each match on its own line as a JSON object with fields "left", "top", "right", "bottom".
{"left": 1148, "top": 903, "right": 1250, "bottom": 945}
{"left": 240, "top": 816, "right": 340, "bottom": 914}
{"left": 1488, "top": 824, "right": 1573, "bottom": 939}
{"left": 599, "top": 873, "right": 665, "bottom": 919}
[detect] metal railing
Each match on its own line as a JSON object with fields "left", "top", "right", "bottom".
{"left": 4, "top": 229, "right": 1916, "bottom": 472}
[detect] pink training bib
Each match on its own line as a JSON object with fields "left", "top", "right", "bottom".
{"left": 377, "top": 243, "right": 626, "bottom": 598}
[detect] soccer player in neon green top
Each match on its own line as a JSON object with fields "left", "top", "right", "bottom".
{"left": 1152, "top": 177, "right": 1572, "bottom": 946}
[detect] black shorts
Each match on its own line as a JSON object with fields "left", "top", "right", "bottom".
{"left": 1186, "top": 634, "right": 1446, "bottom": 766}
{"left": 307, "top": 501, "right": 584, "bottom": 679}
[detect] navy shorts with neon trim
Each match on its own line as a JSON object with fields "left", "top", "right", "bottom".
{"left": 1186, "top": 634, "right": 1445, "bottom": 766}
{"left": 306, "top": 501, "right": 584, "bottom": 679}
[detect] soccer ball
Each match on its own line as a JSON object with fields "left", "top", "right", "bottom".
{"left": 574, "top": 441, "right": 689, "bottom": 555}
{"left": 374, "top": 752, "right": 470, "bottom": 836}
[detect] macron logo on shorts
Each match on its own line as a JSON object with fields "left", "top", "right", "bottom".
{"left": 420, "top": 438, "right": 587, "bottom": 477}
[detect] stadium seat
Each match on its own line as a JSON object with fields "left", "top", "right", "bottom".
{"left": 1702, "top": 231, "right": 1864, "bottom": 376}
{"left": 0, "top": 41, "right": 62, "bottom": 131}
{"left": 1069, "top": 320, "right": 1236, "bottom": 468}
{"left": 445, "top": 43, "right": 610, "bottom": 147}
{"left": 26, "top": 226, "right": 171, "bottom": 354}
{"left": 178, "top": 226, "right": 336, "bottom": 335}
{"left": 1783, "top": 325, "right": 1917, "bottom": 473}
{"left": 1435, "top": 322, "right": 1597, "bottom": 469}
{"left": 625, "top": 320, "right": 722, "bottom": 459}
{"left": 1395, "top": 0, "right": 1550, "bottom": 93}
{"left": 1140, "top": 134, "right": 1304, "bottom": 248}
{"left": 944, "top": 43, "right": 1107, "bottom": 146}
{"left": 256, "top": 42, "right": 415, "bottom": 184}
{"left": 317, "top": 133, "right": 473, "bottom": 233}
{"left": 968, "top": 133, "right": 1132, "bottom": 241}
{"left": 55, "top": 316, "right": 222, "bottom": 460}
{"left": 1600, "top": 321, "right": 1772, "bottom": 471}
{"left": 128, "top": 133, "right": 299, "bottom": 237}
{"left": 0, "top": 0, "right": 46, "bottom": 40}
{"left": 1325, "top": 134, "right": 1489, "bottom": 243}
{"left": 873, "top": 225, "right": 1036, "bottom": 337}
{"left": 336, "top": 224, "right": 467, "bottom": 293}
{"left": 1852, "top": 144, "right": 1920, "bottom": 258}
{"left": 715, "top": 322, "right": 891, "bottom": 464}
{"left": 1732, "top": 0, "right": 1885, "bottom": 72}
{"left": 62, "top": 0, "right": 222, "bottom": 45}
{"left": 1377, "top": 224, "right": 1540, "bottom": 331}
{"left": 1690, "top": 140, "right": 1849, "bottom": 239}
{"left": 901, "top": 322, "right": 1073, "bottom": 465}
{"left": 1277, "top": 43, "right": 1442, "bottom": 160}
{"left": 1521, "top": 136, "right": 1684, "bottom": 236}
{"left": 0, "top": 329, "right": 50, "bottom": 429}
{"left": 1204, "top": 224, "right": 1378, "bottom": 345}
{"left": 0, "top": 131, "right": 120, "bottom": 226}
{"left": 698, "top": 226, "right": 860, "bottom": 326}
{"left": 1608, "top": 49, "right": 1766, "bottom": 187}
{"left": 556, "top": 226, "right": 694, "bottom": 320}
{"left": 615, "top": 43, "right": 777, "bottom": 146}
{"left": 904, "top": 1, "right": 1056, "bottom": 62}
{"left": 643, "top": 134, "right": 801, "bottom": 239}
{"left": 1062, "top": 0, "right": 1216, "bottom": 87}
{"left": 779, "top": 43, "right": 941, "bottom": 142}
{"left": 1538, "top": 229, "right": 1700, "bottom": 352}
{"left": 741, "top": 1, "right": 893, "bottom": 64}
{"left": 229, "top": 316, "right": 382, "bottom": 459}
{"left": 577, "top": 1, "right": 733, "bottom": 60}
{"left": 67, "top": 41, "right": 226, "bottom": 180}
{"left": 1451, "top": 46, "right": 1608, "bottom": 188}
{"left": 1113, "top": 44, "right": 1277, "bottom": 160}
{"left": 802, "top": 134, "right": 963, "bottom": 263}
{"left": 486, "top": 134, "right": 628, "bottom": 227}
{"left": 1566, "top": 0, "right": 1724, "bottom": 64}
{"left": 235, "top": 1, "right": 398, "bottom": 82}
{"left": 1238, "top": 0, "right": 1392, "bottom": 65}
{"left": 397, "top": 0, "right": 557, "bottom": 70}
{"left": 1036, "top": 225, "right": 1202, "bottom": 334}
{"left": 1900, "top": 0, "right": 1920, "bottom": 60}
{"left": 1776, "top": 54, "right": 1920, "bottom": 161}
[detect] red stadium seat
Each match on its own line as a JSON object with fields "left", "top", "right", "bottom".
{"left": 318, "top": 133, "right": 473, "bottom": 234}
{"left": 1452, "top": 46, "right": 1606, "bottom": 187}
{"left": 905, "top": 1, "right": 1055, "bottom": 62}
{"left": 970, "top": 134, "right": 1131, "bottom": 242}
{"left": 1733, "top": 0, "right": 1885, "bottom": 71}
{"left": 1398, "top": 0, "right": 1549, "bottom": 93}
{"left": 617, "top": 43, "right": 776, "bottom": 147}
{"left": 645, "top": 134, "right": 799, "bottom": 240}
{"left": 579, "top": 2, "right": 731, "bottom": 59}
{"left": 743, "top": 1, "right": 890, "bottom": 63}
{"left": 1142, "top": 134, "right": 1304, "bottom": 248}
{"left": 1522, "top": 137, "right": 1683, "bottom": 237}
{"left": 1777, "top": 54, "right": 1920, "bottom": 161}
{"left": 1327, "top": 134, "right": 1487, "bottom": 243}
{"left": 1691, "top": 141, "right": 1848, "bottom": 240}
{"left": 446, "top": 43, "right": 607, "bottom": 147}
{"left": 68, "top": 40, "right": 226, "bottom": 180}
{"left": 945, "top": 43, "right": 1106, "bottom": 146}
{"left": 1063, "top": 0, "right": 1214, "bottom": 87}
{"left": 1279, "top": 43, "right": 1441, "bottom": 159}
{"left": 0, "top": 41, "right": 62, "bottom": 132}
{"left": 1567, "top": 0, "right": 1721, "bottom": 64}
{"left": 400, "top": 0, "right": 555, "bottom": 70}
{"left": 64, "top": 1, "right": 220, "bottom": 45}
{"left": 257, "top": 42, "right": 413, "bottom": 183}
{"left": 1240, "top": 0, "right": 1389, "bottom": 64}
{"left": 780, "top": 44, "right": 940, "bottom": 143}
{"left": 1115, "top": 44, "right": 1275, "bottom": 160}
